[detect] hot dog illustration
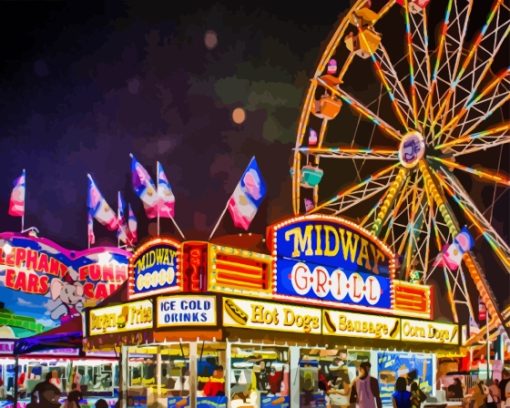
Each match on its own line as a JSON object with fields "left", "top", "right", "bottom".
{"left": 389, "top": 320, "right": 400, "bottom": 339}
{"left": 272, "top": 396, "right": 285, "bottom": 405}
{"left": 323, "top": 311, "right": 336, "bottom": 333}
{"left": 225, "top": 299, "right": 248, "bottom": 325}
{"left": 175, "top": 398, "right": 187, "bottom": 407}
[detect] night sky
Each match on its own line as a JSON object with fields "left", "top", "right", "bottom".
{"left": 0, "top": 2, "right": 508, "bottom": 309}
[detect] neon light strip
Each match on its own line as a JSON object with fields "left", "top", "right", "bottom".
{"left": 298, "top": 146, "right": 398, "bottom": 156}
{"left": 372, "top": 167, "right": 407, "bottom": 235}
{"left": 424, "top": 0, "right": 453, "bottom": 124}
{"left": 435, "top": 172, "right": 510, "bottom": 268}
{"left": 317, "top": 78, "right": 402, "bottom": 141}
{"left": 404, "top": 0, "right": 419, "bottom": 128}
{"left": 435, "top": 122, "right": 510, "bottom": 150}
{"left": 355, "top": 23, "right": 409, "bottom": 130}
{"left": 438, "top": 67, "right": 510, "bottom": 137}
{"left": 430, "top": 157, "right": 510, "bottom": 187}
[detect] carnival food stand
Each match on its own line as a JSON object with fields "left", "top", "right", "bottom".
{"left": 83, "top": 215, "right": 463, "bottom": 408}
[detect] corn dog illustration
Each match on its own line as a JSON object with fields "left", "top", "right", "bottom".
{"left": 225, "top": 299, "right": 248, "bottom": 325}
{"left": 323, "top": 311, "right": 336, "bottom": 333}
{"left": 272, "top": 396, "right": 285, "bottom": 405}
{"left": 175, "top": 398, "right": 187, "bottom": 407}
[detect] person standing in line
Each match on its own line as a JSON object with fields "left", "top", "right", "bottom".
{"left": 392, "top": 377, "right": 411, "bottom": 408}
{"left": 410, "top": 382, "right": 427, "bottom": 408}
{"left": 349, "top": 362, "right": 382, "bottom": 408}
{"left": 499, "top": 371, "right": 510, "bottom": 408}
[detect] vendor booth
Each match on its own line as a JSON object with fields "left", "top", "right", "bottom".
{"left": 84, "top": 215, "right": 464, "bottom": 408}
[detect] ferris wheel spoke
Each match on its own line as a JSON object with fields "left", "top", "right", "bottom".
{"left": 435, "top": 122, "right": 510, "bottom": 156}
{"left": 423, "top": 0, "right": 455, "bottom": 126}
{"left": 320, "top": 80, "right": 402, "bottom": 141}
{"left": 297, "top": 146, "right": 398, "bottom": 161}
{"left": 447, "top": 3, "right": 510, "bottom": 125}
{"left": 421, "top": 161, "right": 506, "bottom": 327}
{"left": 436, "top": 68, "right": 510, "bottom": 143}
{"left": 430, "top": 157, "right": 510, "bottom": 187}
{"left": 425, "top": 0, "right": 473, "bottom": 133}
{"left": 404, "top": 5, "right": 432, "bottom": 125}
{"left": 436, "top": 168, "right": 510, "bottom": 272}
{"left": 310, "top": 163, "right": 400, "bottom": 215}
{"left": 351, "top": 21, "right": 412, "bottom": 131}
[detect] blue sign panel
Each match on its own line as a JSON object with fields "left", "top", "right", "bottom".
{"left": 377, "top": 352, "right": 433, "bottom": 406}
{"left": 269, "top": 216, "right": 394, "bottom": 310}
{"left": 130, "top": 238, "right": 180, "bottom": 299}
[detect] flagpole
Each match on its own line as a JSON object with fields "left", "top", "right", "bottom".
{"left": 170, "top": 216, "right": 185, "bottom": 239}
{"left": 21, "top": 169, "right": 25, "bottom": 232}
{"left": 117, "top": 192, "right": 121, "bottom": 248}
{"left": 156, "top": 163, "right": 160, "bottom": 236}
{"left": 486, "top": 310, "right": 490, "bottom": 380}
{"left": 208, "top": 202, "right": 228, "bottom": 240}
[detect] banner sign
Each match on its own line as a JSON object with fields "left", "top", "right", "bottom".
{"left": 267, "top": 215, "right": 395, "bottom": 311}
{"left": 223, "top": 297, "right": 321, "bottom": 334}
{"left": 322, "top": 309, "right": 400, "bottom": 340}
{"left": 128, "top": 238, "right": 181, "bottom": 299}
{"left": 157, "top": 295, "right": 216, "bottom": 328}
{"left": 401, "top": 319, "right": 459, "bottom": 345}
{"left": 89, "top": 300, "right": 153, "bottom": 335}
{"left": 0, "top": 232, "right": 129, "bottom": 335}
{"left": 377, "top": 352, "right": 433, "bottom": 406}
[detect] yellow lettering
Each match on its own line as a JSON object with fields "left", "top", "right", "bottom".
{"left": 324, "top": 226, "right": 339, "bottom": 256}
{"left": 339, "top": 229, "right": 359, "bottom": 262}
{"left": 314, "top": 225, "right": 323, "bottom": 256}
{"left": 356, "top": 238, "right": 371, "bottom": 269}
{"left": 285, "top": 226, "right": 314, "bottom": 257}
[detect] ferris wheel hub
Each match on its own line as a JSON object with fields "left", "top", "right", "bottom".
{"left": 398, "top": 131, "right": 426, "bottom": 168}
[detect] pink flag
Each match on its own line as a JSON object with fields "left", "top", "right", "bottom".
{"left": 8, "top": 169, "right": 25, "bottom": 217}
{"left": 117, "top": 192, "right": 129, "bottom": 244}
{"left": 87, "top": 174, "right": 118, "bottom": 231}
{"left": 157, "top": 161, "right": 175, "bottom": 218}
{"left": 127, "top": 203, "right": 138, "bottom": 245}
{"left": 87, "top": 213, "right": 95, "bottom": 246}
{"left": 227, "top": 157, "right": 266, "bottom": 231}
{"left": 130, "top": 154, "right": 159, "bottom": 219}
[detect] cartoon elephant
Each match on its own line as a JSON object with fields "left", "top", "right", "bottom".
{"left": 48, "top": 278, "right": 84, "bottom": 321}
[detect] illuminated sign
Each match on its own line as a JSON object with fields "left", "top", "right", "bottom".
{"left": 267, "top": 215, "right": 395, "bottom": 311}
{"left": 128, "top": 238, "right": 181, "bottom": 299}
{"left": 401, "top": 319, "right": 459, "bottom": 345}
{"left": 156, "top": 295, "right": 216, "bottom": 328}
{"left": 89, "top": 300, "right": 153, "bottom": 335}
{"left": 0, "top": 232, "right": 129, "bottom": 331}
{"left": 323, "top": 309, "right": 400, "bottom": 340}
{"left": 393, "top": 281, "right": 432, "bottom": 319}
{"left": 208, "top": 244, "right": 272, "bottom": 295}
{"left": 223, "top": 297, "right": 321, "bottom": 334}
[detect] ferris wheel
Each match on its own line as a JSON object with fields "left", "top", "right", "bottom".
{"left": 291, "top": 0, "right": 510, "bottom": 339}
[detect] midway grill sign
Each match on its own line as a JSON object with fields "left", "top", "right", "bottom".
{"left": 267, "top": 215, "right": 395, "bottom": 311}
{"left": 128, "top": 238, "right": 181, "bottom": 299}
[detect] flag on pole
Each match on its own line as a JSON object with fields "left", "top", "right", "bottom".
{"left": 117, "top": 192, "right": 129, "bottom": 244}
{"left": 127, "top": 203, "right": 138, "bottom": 245}
{"left": 227, "top": 157, "right": 266, "bottom": 231}
{"left": 434, "top": 226, "right": 474, "bottom": 270}
{"left": 156, "top": 161, "right": 175, "bottom": 218}
{"left": 87, "top": 213, "right": 95, "bottom": 246}
{"left": 87, "top": 174, "right": 118, "bottom": 231}
{"left": 8, "top": 169, "right": 26, "bottom": 217}
{"left": 130, "top": 154, "right": 158, "bottom": 218}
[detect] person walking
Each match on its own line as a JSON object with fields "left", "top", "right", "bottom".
{"left": 349, "top": 362, "right": 382, "bottom": 408}
{"left": 410, "top": 382, "right": 427, "bottom": 408}
{"left": 472, "top": 380, "right": 489, "bottom": 408}
{"left": 66, "top": 383, "right": 82, "bottom": 408}
{"left": 500, "top": 371, "right": 510, "bottom": 408}
{"left": 392, "top": 377, "right": 411, "bottom": 408}
{"left": 31, "top": 373, "right": 61, "bottom": 408}
{"left": 487, "top": 379, "right": 501, "bottom": 408}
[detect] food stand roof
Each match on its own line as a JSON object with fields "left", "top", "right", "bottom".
{"left": 14, "top": 315, "right": 82, "bottom": 355}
